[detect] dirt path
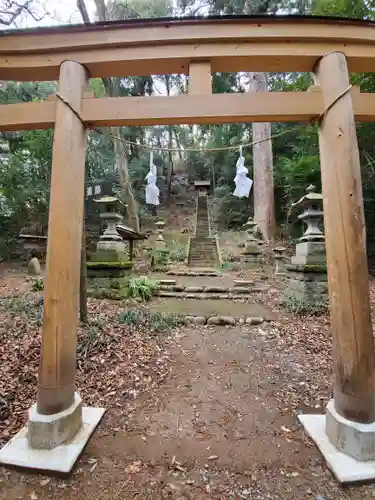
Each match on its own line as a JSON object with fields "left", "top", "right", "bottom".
{"left": 2, "top": 320, "right": 375, "bottom": 499}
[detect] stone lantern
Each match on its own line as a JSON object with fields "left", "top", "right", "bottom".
{"left": 152, "top": 219, "right": 169, "bottom": 268}
{"left": 291, "top": 185, "right": 326, "bottom": 265}
{"left": 242, "top": 217, "right": 262, "bottom": 264}
{"left": 155, "top": 219, "right": 166, "bottom": 235}
{"left": 93, "top": 196, "right": 127, "bottom": 261}
{"left": 87, "top": 196, "right": 133, "bottom": 289}
{"left": 283, "top": 185, "right": 327, "bottom": 311}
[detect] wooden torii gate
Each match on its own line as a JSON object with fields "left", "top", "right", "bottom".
{"left": 0, "top": 15, "right": 375, "bottom": 479}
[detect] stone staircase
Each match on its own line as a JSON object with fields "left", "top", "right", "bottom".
{"left": 188, "top": 195, "right": 219, "bottom": 268}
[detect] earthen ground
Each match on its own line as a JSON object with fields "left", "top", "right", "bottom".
{"left": 150, "top": 297, "right": 274, "bottom": 320}
{"left": 1, "top": 267, "right": 375, "bottom": 499}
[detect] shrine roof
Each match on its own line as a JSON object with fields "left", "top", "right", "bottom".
{"left": 116, "top": 224, "right": 146, "bottom": 241}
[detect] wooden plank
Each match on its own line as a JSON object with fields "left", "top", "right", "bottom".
{"left": 4, "top": 91, "right": 375, "bottom": 132}
{"left": 0, "top": 101, "right": 55, "bottom": 131}
{"left": 82, "top": 92, "right": 324, "bottom": 126}
{"left": 315, "top": 52, "right": 375, "bottom": 424}
{"left": 3, "top": 19, "right": 375, "bottom": 54}
{"left": 3, "top": 41, "right": 375, "bottom": 80}
{"left": 37, "top": 61, "right": 88, "bottom": 415}
{"left": 188, "top": 62, "right": 212, "bottom": 95}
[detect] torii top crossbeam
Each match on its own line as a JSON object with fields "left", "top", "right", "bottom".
{"left": 3, "top": 15, "right": 375, "bottom": 131}
{"left": 3, "top": 14, "right": 375, "bottom": 79}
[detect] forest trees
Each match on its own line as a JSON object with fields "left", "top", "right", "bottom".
{"left": 2, "top": 0, "right": 375, "bottom": 259}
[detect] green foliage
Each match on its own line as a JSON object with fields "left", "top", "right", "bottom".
{"left": 149, "top": 248, "right": 170, "bottom": 267}
{"left": 147, "top": 312, "right": 185, "bottom": 332}
{"left": 118, "top": 309, "right": 141, "bottom": 324}
{"left": 0, "top": 296, "right": 43, "bottom": 334}
{"left": 117, "top": 309, "right": 184, "bottom": 333}
{"left": 219, "top": 261, "right": 235, "bottom": 270}
{"left": 87, "top": 261, "right": 133, "bottom": 269}
{"left": 283, "top": 294, "right": 328, "bottom": 316}
{"left": 314, "top": 0, "right": 371, "bottom": 18}
{"left": 4, "top": 0, "right": 375, "bottom": 263}
{"left": 212, "top": 185, "right": 250, "bottom": 229}
{"left": 126, "top": 276, "right": 160, "bottom": 301}
{"left": 168, "top": 240, "right": 186, "bottom": 262}
{"left": 31, "top": 277, "right": 44, "bottom": 292}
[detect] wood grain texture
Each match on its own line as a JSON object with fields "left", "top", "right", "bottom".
{"left": 3, "top": 19, "right": 375, "bottom": 79}
{"left": 37, "top": 61, "right": 88, "bottom": 415}
{"left": 315, "top": 52, "right": 375, "bottom": 423}
{"left": 3, "top": 90, "right": 375, "bottom": 131}
{"left": 4, "top": 42, "right": 375, "bottom": 80}
{"left": 0, "top": 92, "right": 324, "bottom": 131}
{"left": 188, "top": 62, "right": 212, "bottom": 95}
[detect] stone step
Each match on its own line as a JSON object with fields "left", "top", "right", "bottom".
{"left": 189, "top": 250, "right": 215, "bottom": 254}
{"left": 188, "top": 263, "right": 217, "bottom": 268}
{"left": 159, "top": 284, "right": 185, "bottom": 292}
{"left": 189, "top": 245, "right": 215, "bottom": 250}
{"left": 190, "top": 242, "right": 214, "bottom": 246}
{"left": 166, "top": 269, "right": 220, "bottom": 277}
{"left": 189, "top": 247, "right": 215, "bottom": 251}
{"left": 159, "top": 279, "right": 177, "bottom": 286}
{"left": 189, "top": 250, "right": 216, "bottom": 255}
{"left": 189, "top": 256, "right": 216, "bottom": 260}
{"left": 233, "top": 280, "right": 255, "bottom": 287}
{"left": 189, "top": 247, "right": 215, "bottom": 252}
{"left": 189, "top": 254, "right": 216, "bottom": 259}
{"left": 189, "top": 258, "right": 216, "bottom": 262}
{"left": 183, "top": 315, "right": 266, "bottom": 326}
{"left": 155, "top": 291, "right": 263, "bottom": 299}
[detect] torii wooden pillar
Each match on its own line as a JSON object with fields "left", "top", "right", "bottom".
{"left": 37, "top": 60, "right": 88, "bottom": 415}
{"left": 315, "top": 52, "right": 375, "bottom": 424}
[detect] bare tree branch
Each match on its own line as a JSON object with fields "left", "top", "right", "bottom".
{"left": 0, "top": 0, "right": 47, "bottom": 26}
{"left": 76, "top": 0, "right": 90, "bottom": 23}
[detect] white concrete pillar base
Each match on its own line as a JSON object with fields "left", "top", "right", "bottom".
{"left": 28, "top": 392, "right": 83, "bottom": 449}
{"left": 326, "top": 399, "right": 375, "bottom": 461}
{"left": 0, "top": 401, "right": 105, "bottom": 473}
{"left": 298, "top": 399, "right": 375, "bottom": 483}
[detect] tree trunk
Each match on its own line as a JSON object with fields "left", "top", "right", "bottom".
{"left": 165, "top": 76, "right": 174, "bottom": 201}
{"left": 76, "top": 0, "right": 90, "bottom": 22}
{"left": 248, "top": 72, "right": 275, "bottom": 241}
{"left": 78, "top": 0, "right": 140, "bottom": 232}
{"left": 113, "top": 127, "right": 140, "bottom": 231}
{"left": 167, "top": 125, "right": 174, "bottom": 201}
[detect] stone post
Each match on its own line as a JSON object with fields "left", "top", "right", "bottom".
{"left": 273, "top": 246, "right": 286, "bottom": 275}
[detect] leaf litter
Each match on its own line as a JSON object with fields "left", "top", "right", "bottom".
{"left": 0, "top": 285, "right": 170, "bottom": 448}
{"left": 2, "top": 270, "right": 375, "bottom": 499}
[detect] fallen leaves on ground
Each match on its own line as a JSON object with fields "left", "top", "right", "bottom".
{"left": 0, "top": 282, "right": 170, "bottom": 447}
